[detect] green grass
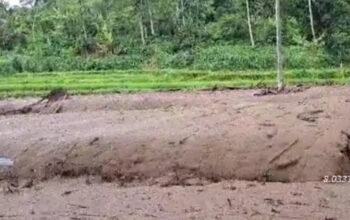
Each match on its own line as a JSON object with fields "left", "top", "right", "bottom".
{"left": 0, "top": 68, "right": 349, "bottom": 98}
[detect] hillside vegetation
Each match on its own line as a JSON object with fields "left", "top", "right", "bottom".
{"left": 0, "top": 0, "right": 349, "bottom": 96}
{"left": 1, "top": 0, "right": 349, "bottom": 73}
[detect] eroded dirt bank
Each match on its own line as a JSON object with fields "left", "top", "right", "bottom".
{"left": 1, "top": 87, "right": 350, "bottom": 185}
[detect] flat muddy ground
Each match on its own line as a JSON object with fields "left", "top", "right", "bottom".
{"left": 1, "top": 87, "right": 350, "bottom": 219}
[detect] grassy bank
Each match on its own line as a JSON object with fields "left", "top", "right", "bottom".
{"left": 0, "top": 68, "right": 349, "bottom": 98}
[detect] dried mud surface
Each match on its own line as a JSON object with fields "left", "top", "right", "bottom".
{"left": 1, "top": 87, "right": 350, "bottom": 219}
{"left": 1, "top": 87, "right": 350, "bottom": 184}
{"left": 1, "top": 178, "right": 350, "bottom": 220}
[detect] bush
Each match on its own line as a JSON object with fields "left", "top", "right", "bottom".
{"left": 194, "top": 45, "right": 275, "bottom": 70}
{"left": 0, "top": 57, "right": 15, "bottom": 75}
{"left": 285, "top": 46, "right": 329, "bottom": 69}
{"left": 0, "top": 54, "right": 144, "bottom": 74}
{"left": 194, "top": 45, "right": 330, "bottom": 71}
{"left": 80, "top": 55, "right": 143, "bottom": 70}
{"left": 145, "top": 43, "right": 194, "bottom": 69}
{"left": 0, "top": 45, "right": 333, "bottom": 74}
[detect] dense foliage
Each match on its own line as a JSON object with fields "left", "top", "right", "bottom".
{"left": 0, "top": 0, "right": 349, "bottom": 74}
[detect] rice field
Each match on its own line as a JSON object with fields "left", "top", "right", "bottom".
{"left": 0, "top": 68, "right": 349, "bottom": 98}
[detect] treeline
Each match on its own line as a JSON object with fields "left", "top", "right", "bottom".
{"left": 0, "top": 0, "right": 349, "bottom": 74}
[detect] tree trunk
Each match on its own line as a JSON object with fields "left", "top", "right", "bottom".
{"left": 245, "top": 0, "right": 255, "bottom": 47}
{"left": 181, "top": 0, "right": 186, "bottom": 26}
{"left": 308, "top": 0, "right": 316, "bottom": 41}
{"left": 147, "top": 0, "right": 155, "bottom": 36}
{"left": 176, "top": 2, "right": 180, "bottom": 19}
{"left": 139, "top": 18, "right": 146, "bottom": 45}
{"left": 32, "top": 11, "right": 36, "bottom": 42}
{"left": 276, "top": 0, "right": 284, "bottom": 91}
{"left": 144, "top": 24, "right": 148, "bottom": 39}
{"left": 139, "top": 0, "right": 146, "bottom": 45}
{"left": 78, "top": 0, "right": 88, "bottom": 42}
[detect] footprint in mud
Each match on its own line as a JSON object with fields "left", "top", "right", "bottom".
{"left": 297, "top": 110, "right": 324, "bottom": 123}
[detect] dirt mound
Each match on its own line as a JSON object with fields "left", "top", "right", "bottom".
{"left": 0, "top": 89, "right": 69, "bottom": 115}
{"left": 254, "top": 85, "right": 309, "bottom": 96}
{"left": 1, "top": 87, "right": 350, "bottom": 185}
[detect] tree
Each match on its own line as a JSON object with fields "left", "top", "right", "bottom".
{"left": 245, "top": 0, "right": 255, "bottom": 47}
{"left": 275, "top": 0, "right": 284, "bottom": 91}
{"left": 147, "top": 0, "right": 155, "bottom": 36}
{"left": 308, "top": 0, "right": 316, "bottom": 41}
{"left": 180, "top": 0, "right": 185, "bottom": 26}
{"left": 1, "top": 0, "right": 350, "bottom": 74}
{"left": 138, "top": 0, "right": 146, "bottom": 45}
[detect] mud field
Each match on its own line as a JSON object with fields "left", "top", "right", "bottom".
{"left": 1, "top": 87, "right": 350, "bottom": 219}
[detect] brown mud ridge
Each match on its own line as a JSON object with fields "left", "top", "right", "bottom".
{"left": 1, "top": 87, "right": 350, "bottom": 187}
{"left": 0, "top": 88, "right": 69, "bottom": 116}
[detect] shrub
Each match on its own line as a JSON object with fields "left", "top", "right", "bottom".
{"left": 194, "top": 45, "right": 330, "bottom": 71}
{"left": 285, "top": 46, "right": 329, "bottom": 69}
{"left": 145, "top": 43, "right": 194, "bottom": 69}
{"left": 0, "top": 55, "right": 144, "bottom": 74}
{"left": 0, "top": 45, "right": 333, "bottom": 74}
{"left": 194, "top": 45, "right": 275, "bottom": 70}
